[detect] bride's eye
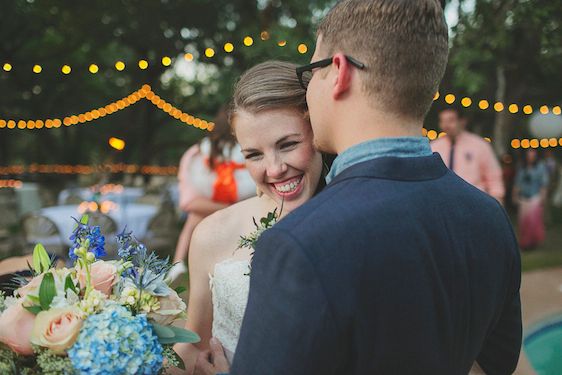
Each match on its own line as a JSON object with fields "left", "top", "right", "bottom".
{"left": 244, "top": 152, "right": 262, "bottom": 160}
{"left": 280, "top": 141, "right": 299, "bottom": 150}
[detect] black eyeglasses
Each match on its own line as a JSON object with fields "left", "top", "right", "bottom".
{"left": 296, "top": 55, "right": 366, "bottom": 90}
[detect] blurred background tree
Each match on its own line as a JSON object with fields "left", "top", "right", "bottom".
{"left": 1, "top": 0, "right": 561, "bottom": 168}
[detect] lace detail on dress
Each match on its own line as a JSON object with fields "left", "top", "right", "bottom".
{"left": 210, "top": 258, "right": 250, "bottom": 364}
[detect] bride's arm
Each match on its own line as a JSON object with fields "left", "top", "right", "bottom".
{"left": 172, "top": 222, "right": 216, "bottom": 374}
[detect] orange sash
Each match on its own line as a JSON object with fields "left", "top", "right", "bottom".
{"left": 211, "top": 160, "right": 246, "bottom": 204}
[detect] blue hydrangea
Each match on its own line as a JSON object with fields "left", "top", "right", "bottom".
{"left": 68, "top": 218, "right": 106, "bottom": 260}
{"left": 68, "top": 304, "right": 163, "bottom": 374}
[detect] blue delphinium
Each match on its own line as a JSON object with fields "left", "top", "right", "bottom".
{"left": 68, "top": 217, "right": 106, "bottom": 260}
{"left": 68, "top": 304, "right": 163, "bottom": 375}
{"left": 116, "top": 227, "right": 138, "bottom": 259}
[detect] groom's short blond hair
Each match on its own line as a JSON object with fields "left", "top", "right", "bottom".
{"left": 318, "top": 0, "right": 448, "bottom": 120}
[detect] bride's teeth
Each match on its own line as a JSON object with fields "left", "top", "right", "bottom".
{"left": 275, "top": 177, "right": 301, "bottom": 193}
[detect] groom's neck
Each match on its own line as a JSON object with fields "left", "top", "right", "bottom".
{"left": 332, "top": 107, "right": 423, "bottom": 154}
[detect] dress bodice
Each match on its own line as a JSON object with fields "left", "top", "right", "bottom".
{"left": 210, "top": 258, "right": 251, "bottom": 364}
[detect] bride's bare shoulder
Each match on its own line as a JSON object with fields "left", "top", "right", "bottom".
{"left": 190, "top": 197, "right": 262, "bottom": 256}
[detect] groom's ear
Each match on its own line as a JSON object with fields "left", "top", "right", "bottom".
{"left": 332, "top": 53, "right": 352, "bottom": 100}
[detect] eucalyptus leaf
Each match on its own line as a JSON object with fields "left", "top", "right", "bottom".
{"left": 174, "top": 286, "right": 186, "bottom": 295}
{"left": 38, "top": 272, "right": 56, "bottom": 310}
{"left": 152, "top": 324, "right": 200, "bottom": 344}
{"left": 152, "top": 323, "right": 175, "bottom": 339}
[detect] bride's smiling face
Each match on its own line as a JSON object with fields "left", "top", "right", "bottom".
{"left": 234, "top": 108, "right": 323, "bottom": 213}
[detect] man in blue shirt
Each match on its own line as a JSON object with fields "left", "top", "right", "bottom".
{"left": 195, "top": 1, "right": 521, "bottom": 374}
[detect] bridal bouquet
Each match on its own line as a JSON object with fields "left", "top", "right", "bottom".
{"left": 0, "top": 215, "right": 198, "bottom": 374}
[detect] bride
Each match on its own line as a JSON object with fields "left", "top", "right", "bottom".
{"left": 172, "top": 60, "right": 325, "bottom": 373}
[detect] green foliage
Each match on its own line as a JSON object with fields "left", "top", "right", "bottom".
{"left": 0, "top": 291, "right": 6, "bottom": 314}
{"left": 152, "top": 323, "right": 201, "bottom": 345}
{"left": 38, "top": 272, "right": 56, "bottom": 311}
{"left": 161, "top": 345, "right": 184, "bottom": 373}
{"left": 446, "top": 0, "right": 562, "bottom": 104}
{"left": 0, "top": 0, "right": 334, "bottom": 168}
{"left": 32, "top": 244, "right": 51, "bottom": 275}
{"left": 35, "top": 347, "right": 74, "bottom": 375}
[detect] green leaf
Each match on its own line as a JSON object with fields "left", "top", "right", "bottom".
{"left": 152, "top": 323, "right": 175, "bottom": 339}
{"left": 32, "top": 244, "right": 51, "bottom": 274}
{"left": 64, "top": 274, "right": 77, "bottom": 294}
{"left": 174, "top": 286, "right": 186, "bottom": 295}
{"left": 80, "top": 214, "right": 89, "bottom": 225}
{"left": 152, "top": 323, "right": 200, "bottom": 344}
{"left": 26, "top": 295, "right": 40, "bottom": 304}
{"left": 24, "top": 305, "right": 42, "bottom": 315}
{"left": 38, "top": 272, "right": 56, "bottom": 310}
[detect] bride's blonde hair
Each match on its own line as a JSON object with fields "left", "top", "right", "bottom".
{"left": 229, "top": 60, "right": 310, "bottom": 130}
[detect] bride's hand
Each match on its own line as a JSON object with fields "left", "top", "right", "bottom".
{"left": 194, "top": 338, "right": 230, "bottom": 375}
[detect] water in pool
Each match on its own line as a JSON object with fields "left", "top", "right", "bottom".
{"left": 524, "top": 314, "right": 562, "bottom": 375}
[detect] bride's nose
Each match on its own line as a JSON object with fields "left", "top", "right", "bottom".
{"left": 265, "top": 154, "right": 288, "bottom": 179}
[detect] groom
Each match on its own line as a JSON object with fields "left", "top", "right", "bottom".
{"left": 196, "top": 0, "right": 522, "bottom": 374}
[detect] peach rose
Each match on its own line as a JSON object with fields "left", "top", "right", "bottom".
{"left": 0, "top": 300, "right": 36, "bottom": 355}
{"left": 147, "top": 289, "right": 187, "bottom": 325}
{"left": 30, "top": 307, "right": 83, "bottom": 354}
{"left": 77, "top": 260, "right": 118, "bottom": 296}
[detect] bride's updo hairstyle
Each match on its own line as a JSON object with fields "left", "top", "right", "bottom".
{"left": 229, "top": 60, "right": 310, "bottom": 129}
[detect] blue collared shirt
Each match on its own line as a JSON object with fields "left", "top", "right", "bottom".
{"left": 326, "top": 137, "right": 433, "bottom": 184}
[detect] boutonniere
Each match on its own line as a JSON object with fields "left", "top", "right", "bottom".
{"left": 238, "top": 208, "right": 279, "bottom": 275}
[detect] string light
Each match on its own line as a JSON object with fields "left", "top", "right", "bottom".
{"left": 184, "top": 53, "right": 194, "bottom": 62}
{"left": 260, "top": 31, "right": 270, "bottom": 40}
{"left": 0, "top": 164, "right": 179, "bottom": 176}
{"left": 461, "top": 97, "right": 472, "bottom": 107}
{"left": 433, "top": 92, "right": 440, "bottom": 101}
{"left": 277, "top": 40, "right": 287, "bottom": 47}
{"left": 478, "top": 100, "right": 489, "bottom": 110}
{"left": 508, "top": 104, "right": 518, "bottom": 114}
{"left": 161, "top": 56, "right": 172, "bottom": 66}
{"left": 494, "top": 102, "right": 504, "bottom": 112}
{"left": 0, "top": 84, "right": 212, "bottom": 132}
{"left": 243, "top": 36, "right": 253, "bottom": 46}
{"left": 109, "top": 137, "right": 125, "bottom": 151}
{"left": 540, "top": 105, "right": 549, "bottom": 114}
{"left": 224, "top": 43, "right": 234, "bottom": 53}
{"left": 205, "top": 48, "right": 215, "bottom": 58}
{"left": 3, "top": 63, "right": 12, "bottom": 72}
{"left": 115, "top": 61, "right": 125, "bottom": 71}
{"left": 444, "top": 94, "right": 455, "bottom": 104}
{"left": 523, "top": 105, "right": 533, "bottom": 115}
{"left": 0, "top": 180, "right": 23, "bottom": 189}
{"left": 511, "top": 138, "right": 562, "bottom": 149}
{"left": 297, "top": 44, "right": 308, "bottom": 54}
{"left": 33, "top": 65, "right": 42, "bottom": 73}
{"left": 89, "top": 64, "right": 99, "bottom": 74}
{"left": 61, "top": 65, "right": 71, "bottom": 74}
{"left": 138, "top": 60, "right": 148, "bottom": 69}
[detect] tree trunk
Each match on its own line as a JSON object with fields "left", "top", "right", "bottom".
{"left": 493, "top": 65, "right": 512, "bottom": 156}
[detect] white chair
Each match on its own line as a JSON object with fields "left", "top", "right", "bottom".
{"left": 21, "top": 214, "right": 65, "bottom": 256}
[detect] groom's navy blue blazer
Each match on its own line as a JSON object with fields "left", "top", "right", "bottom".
{"left": 231, "top": 154, "right": 521, "bottom": 375}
